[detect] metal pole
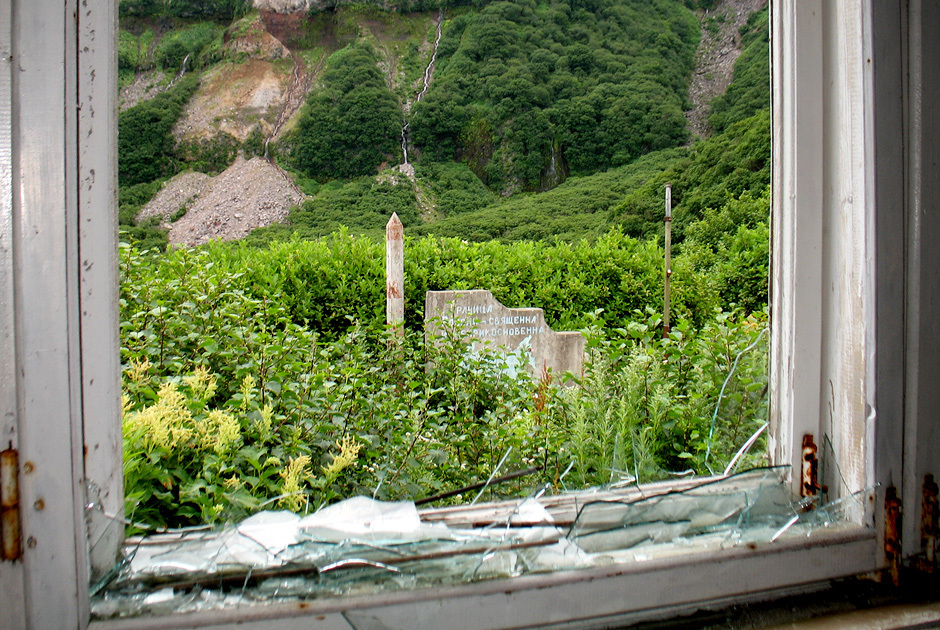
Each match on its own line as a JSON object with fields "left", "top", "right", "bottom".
{"left": 386, "top": 213, "right": 404, "bottom": 334}
{"left": 664, "top": 184, "right": 672, "bottom": 338}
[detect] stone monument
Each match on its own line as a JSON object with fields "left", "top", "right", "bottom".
{"left": 425, "top": 290, "right": 585, "bottom": 383}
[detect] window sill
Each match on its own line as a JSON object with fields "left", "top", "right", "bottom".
{"left": 90, "top": 470, "right": 880, "bottom": 630}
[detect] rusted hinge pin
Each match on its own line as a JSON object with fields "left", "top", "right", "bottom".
{"left": 1, "top": 445, "right": 21, "bottom": 561}
{"left": 801, "top": 434, "right": 819, "bottom": 508}
{"left": 922, "top": 474, "right": 939, "bottom": 569}
{"left": 885, "top": 486, "right": 902, "bottom": 587}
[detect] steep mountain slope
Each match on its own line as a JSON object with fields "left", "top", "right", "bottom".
{"left": 685, "top": 0, "right": 768, "bottom": 139}
{"left": 118, "top": 0, "right": 767, "bottom": 248}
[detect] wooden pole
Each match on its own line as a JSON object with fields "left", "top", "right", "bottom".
{"left": 664, "top": 184, "right": 672, "bottom": 338}
{"left": 386, "top": 213, "right": 404, "bottom": 333}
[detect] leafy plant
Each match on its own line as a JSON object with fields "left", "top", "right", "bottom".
{"left": 118, "top": 74, "right": 198, "bottom": 186}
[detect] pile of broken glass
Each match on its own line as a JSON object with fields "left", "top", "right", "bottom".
{"left": 90, "top": 467, "right": 867, "bottom": 619}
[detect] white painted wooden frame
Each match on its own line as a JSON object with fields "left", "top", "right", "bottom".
{"left": 5, "top": 0, "right": 936, "bottom": 628}
{"left": 769, "top": 0, "right": 877, "bottom": 511}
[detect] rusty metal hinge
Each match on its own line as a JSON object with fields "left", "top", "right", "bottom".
{"left": 1, "top": 444, "right": 21, "bottom": 562}
{"left": 920, "top": 474, "right": 939, "bottom": 571}
{"left": 884, "top": 486, "right": 902, "bottom": 587}
{"left": 800, "top": 434, "right": 819, "bottom": 508}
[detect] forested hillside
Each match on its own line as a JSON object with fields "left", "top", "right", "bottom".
{"left": 116, "top": 0, "right": 737, "bottom": 246}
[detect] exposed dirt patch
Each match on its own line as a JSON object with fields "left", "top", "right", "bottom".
{"left": 263, "top": 10, "right": 330, "bottom": 50}
{"left": 120, "top": 70, "right": 171, "bottom": 111}
{"left": 224, "top": 14, "right": 290, "bottom": 61}
{"left": 685, "top": 0, "right": 768, "bottom": 139}
{"left": 152, "top": 157, "right": 306, "bottom": 247}
{"left": 172, "top": 14, "right": 296, "bottom": 143}
{"left": 173, "top": 59, "right": 292, "bottom": 142}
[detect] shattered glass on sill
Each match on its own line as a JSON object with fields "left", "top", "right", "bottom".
{"left": 90, "top": 467, "right": 869, "bottom": 620}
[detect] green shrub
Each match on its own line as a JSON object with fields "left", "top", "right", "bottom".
{"left": 118, "top": 75, "right": 199, "bottom": 186}
{"left": 177, "top": 132, "right": 241, "bottom": 175}
{"left": 155, "top": 22, "right": 224, "bottom": 72}
{"left": 554, "top": 308, "right": 768, "bottom": 487}
{"left": 415, "top": 161, "right": 496, "bottom": 216}
{"left": 121, "top": 240, "right": 769, "bottom": 530}
{"left": 119, "top": 0, "right": 251, "bottom": 21}
{"left": 289, "top": 42, "right": 402, "bottom": 180}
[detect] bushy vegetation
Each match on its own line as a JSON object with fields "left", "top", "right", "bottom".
{"left": 410, "top": 0, "right": 699, "bottom": 190}
{"left": 414, "top": 161, "right": 496, "bottom": 217}
{"left": 119, "top": 75, "right": 199, "bottom": 187}
{"left": 249, "top": 174, "right": 420, "bottom": 243}
{"left": 413, "top": 148, "right": 686, "bottom": 242}
{"left": 210, "top": 228, "right": 738, "bottom": 339}
{"left": 154, "top": 22, "right": 226, "bottom": 72}
{"left": 611, "top": 109, "right": 770, "bottom": 241}
{"left": 119, "top": 0, "right": 251, "bottom": 21}
{"left": 121, "top": 239, "right": 767, "bottom": 530}
{"left": 288, "top": 42, "right": 403, "bottom": 180}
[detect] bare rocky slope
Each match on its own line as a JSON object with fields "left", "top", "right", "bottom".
{"left": 140, "top": 157, "right": 305, "bottom": 246}
{"left": 685, "top": 0, "right": 768, "bottom": 139}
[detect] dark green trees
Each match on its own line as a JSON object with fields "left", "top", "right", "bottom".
{"left": 409, "top": 0, "right": 699, "bottom": 191}
{"left": 290, "top": 43, "right": 402, "bottom": 180}
{"left": 118, "top": 76, "right": 199, "bottom": 186}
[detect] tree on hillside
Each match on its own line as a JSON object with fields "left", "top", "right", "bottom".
{"left": 409, "top": 0, "right": 699, "bottom": 191}
{"left": 290, "top": 42, "right": 402, "bottom": 180}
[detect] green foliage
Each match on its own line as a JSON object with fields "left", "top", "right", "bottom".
{"left": 611, "top": 109, "right": 770, "bottom": 241}
{"left": 115, "top": 1, "right": 776, "bottom": 530}
{"left": 118, "top": 28, "right": 157, "bottom": 87}
{"left": 708, "top": 7, "right": 769, "bottom": 134}
{"left": 155, "top": 22, "right": 225, "bottom": 71}
{"left": 241, "top": 127, "right": 267, "bottom": 159}
{"left": 118, "top": 75, "right": 198, "bottom": 186}
{"left": 416, "top": 148, "right": 686, "bottom": 242}
{"left": 410, "top": 0, "right": 699, "bottom": 190}
{"left": 119, "top": 180, "right": 163, "bottom": 223}
{"left": 414, "top": 161, "right": 495, "bottom": 217}
{"left": 118, "top": 30, "right": 144, "bottom": 72}
{"left": 419, "top": 108, "right": 768, "bottom": 248}
{"left": 121, "top": 240, "right": 768, "bottom": 529}
{"left": 289, "top": 42, "right": 402, "bottom": 179}
{"left": 249, "top": 173, "right": 419, "bottom": 244}
{"left": 177, "top": 132, "right": 241, "bottom": 175}
{"left": 118, "top": 185, "right": 169, "bottom": 253}
{"left": 119, "top": 0, "right": 252, "bottom": 21}
{"left": 556, "top": 308, "right": 768, "bottom": 486}
{"left": 681, "top": 188, "right": 770, "bottom": 312}
{"left": 198, "top": 228, "right": 720, "bottom": 340}
{"left": 120, "top": 241, "right": 558, "bottom": 527}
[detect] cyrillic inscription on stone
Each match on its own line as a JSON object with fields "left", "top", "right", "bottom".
{"left": 425, "top": 290, "right": 584, "bottom": 383}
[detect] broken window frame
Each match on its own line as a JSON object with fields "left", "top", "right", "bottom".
{"left": 3, "top": 0, "right": 934, "bottom": 628}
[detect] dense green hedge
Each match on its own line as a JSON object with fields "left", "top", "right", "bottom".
{"left": 129, "top": 228, "right": 733, "bottom": 341}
